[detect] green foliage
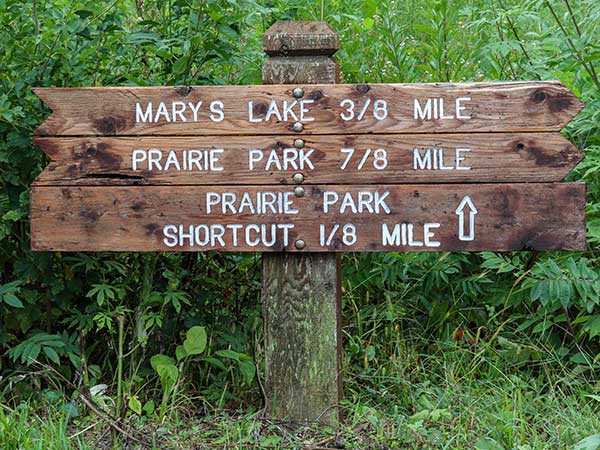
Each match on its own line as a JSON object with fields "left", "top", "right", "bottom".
{"left": 7, "top": 332, "right": 80, "bottom": 368}
{"left": 576, "top": 435, "right": 600, "bottom": 450}
{"left": 0, "top": 0, "right": 600, "bottom": 446}
{"left": 8, "top": 333, "right": 64, "bottom": 365}
{"left": 181, "top": 325, "right": 207, "bottom": 357}
{"left": 0, "top": 280, "right": 23, "bottom": 308}
{"left": 150, "top": 353, "right": 179, "bottom": 421}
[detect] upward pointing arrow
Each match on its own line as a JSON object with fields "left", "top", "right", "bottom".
{"left": 456, "top": 195, "right": 478, "bottom": 241}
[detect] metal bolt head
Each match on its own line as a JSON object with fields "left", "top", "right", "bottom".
{"left": 295, "top": 239, "right": 306, "bottom": 250}
{"left": 293, "top": 139, "right": 305, "bottom": 149}
{"left": 292, "top": 87, "right": 304, "bottom": 98}
{"left": 294, "top": 186, "right": 305, "bottom": 197}
{"left": 292, "top": 122, "right": 304, "bottom": 132}
{"left": 292, "top": 173, "right": 304, "bottom": 184}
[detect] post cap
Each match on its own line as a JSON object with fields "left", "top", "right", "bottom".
{"left": 263, "top": 21, "right": 339, "bottom": 56}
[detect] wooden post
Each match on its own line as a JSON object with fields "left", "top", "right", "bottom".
{"left": 261, "top": 21, "right": 343, "bottom": 424}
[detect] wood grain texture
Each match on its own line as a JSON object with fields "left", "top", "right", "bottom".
{"left": 263, "top": 56, "right": 340, "bottom": 85}
{"left": 262, "top": 253, "right": 341, "bottom": 422}
{"left": 33, "top": 133, "right": 583, "bottom": 186}
{"left": 32, "top": 81, "right": 583, "bottom": 136}
{"left": 263, "top": 21, "right": 339, "bottom": 56}
{"left": 30, "top": 183, "right": 586, "bottom": 252}
{"left": 258, "top": 22, "right": 341, "bottom": 424}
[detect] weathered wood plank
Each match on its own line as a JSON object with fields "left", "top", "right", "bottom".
{"left": 263, "top": 56, "right": 340, "bottom": 85}
{"left": 262, "top": 253, "right": 341, "bottom": 422}
{"left": 263, "top": 21, "right": 339, "bottom": 56}
{"left": 32, "top": 133, "right": 583, "bottom": 185}
{"left": 33, "top": 81, "right": 583, "bottom": 136}
{"left": 30, "top": 183, "right": 586, "bottom": 252}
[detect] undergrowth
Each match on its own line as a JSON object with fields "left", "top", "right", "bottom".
{"left": 1, "top": 0, "right": 599, "bottom": 448}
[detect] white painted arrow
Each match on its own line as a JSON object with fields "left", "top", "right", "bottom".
{"left": 456, "top": 195, "right": 478, "bottom": 241}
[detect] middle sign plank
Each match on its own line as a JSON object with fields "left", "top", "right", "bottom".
{"left": 33, "top": 133, "right": 582, "bottom": 185}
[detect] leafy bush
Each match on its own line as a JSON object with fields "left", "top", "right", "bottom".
{"left": 0, "top": 0, "right": 599, "bottom": 428}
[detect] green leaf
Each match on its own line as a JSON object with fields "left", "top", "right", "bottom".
{"left": 23, "top": 343, "right": 41, "bottom": 364}
{"left": 143, "top": 400, "right": 155, "bottom": 416}
{"left": 2, "top": 210, "right": 22, "bottom": 221}
{"left": 0, "top": 280, "right": 22, "bottom": 296}
{"left": 126, "top": 31, "right": 160, "bottom": 45}
{"left": 43, "top": 346, "right": 60, "bottom": 364}
{"left": 63, "top": 401, "right": 79, "bottom": 419}
{"left": 156, "top": 364, "right": 178, "bottom": 388}
{"left": 204, "top": 356, "right": 227, "bottom": 370}
{"left": 585, "top": 315, "right": 600, "bottom": 339}
{"left": 575, "top": 434, "right": 600, "bottom": 450}
{"left": 175, "top": 345, "right": 187, "bottom": 361}
{"left": 570, "top": 353, "right": 591, "bottom": 364}
{"left": 68, "top": 352, "right": 82, "bottom": 368}
{"left": 128, "top": 395, "right": 142, "bottom": 415}
{"left": 532, "top": 321, "right": 552, "bottom": 334}
{"left": 150, "top": 354, "right": 175, "bottom": 372}
{"left": 474, "top": 437, "right": 506, "bottom": 450}
{"left": 531, "top": 280, "right": 548, "bottom": 303}
{"left": 215, "top": 349, "right": 240, "bottom": 361}
{"left": 238, "top": 359, "right": 255, "bottom": 384}
{"left": 182, "top": 326, "right": 207, "bottom": 356}
{"left": 4, "top": 294, "right": 23, "bottom": 308}
{"left": 74, "top": 9, "right": 94, "bottom": 19}
{"left": 558, "top": 281, "right": 573, "bottom": 308}
{"left": 260, "top": 436, "right": 282, "bottom": 446}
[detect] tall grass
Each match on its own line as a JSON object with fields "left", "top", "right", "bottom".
{"left": 0, "top": 403, "right": 92, "bottom": 450}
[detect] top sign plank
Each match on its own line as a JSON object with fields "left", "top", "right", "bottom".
{"left": 33, "top": 81, "right": 583, "bottom": 136}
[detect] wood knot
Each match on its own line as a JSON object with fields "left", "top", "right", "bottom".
{"left": 131, "top": 201, "right": 144, "bottom": 211}
{"left": 515, "top": 139, "right": 560, "bottom": 166}
{"left": 253, "top": 102, "right": 268, "bottom": 116}
{"left": 79, "top": 207, "right": 100, "bottom": 224}
{"left": 94, "top": 116, "right": 124, "bottom": 135}
{"left": 175, "top": 86, "right": 193, "bottom": 96}
{"left": 356, "top": 84, "right": 370, "bottom": 94}
{"left": 74, "top": 141, "right": 96, "bottom": 158}
{"left": 145, "top": 223, "right": 159, "bottom": 235}
{"left": 531, "top": 89, "right": 546, "bottom": 103}
{"left": 308, "top": 89, "right": 324, "bottom": 101}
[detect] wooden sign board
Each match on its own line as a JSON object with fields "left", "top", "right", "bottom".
{"left": 33, "top": 81, "right": 582, "bottom": 136}
{"left": 33, "top": 133, "right": 582, "bottom": 185}
{"left": 31, "top": 184, "right": 585, "bottom": 252}
{"left": 30, "top": 81, "right": 586, "bottom": 253}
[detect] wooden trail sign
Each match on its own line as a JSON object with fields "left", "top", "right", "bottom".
{"left": 33, "top": 81, "right": 582, "bottom": 136}
{"left": 33, "top": 133, "right": 582, "bottom": 185}
{"left": 31, "top": 183, "right": 585, "bottom": 252}
{"left": 30, "top": 78, "right": 586, "bottom": 252}
{"left": 28, "top": 19, "right": 587, "bottom": 426}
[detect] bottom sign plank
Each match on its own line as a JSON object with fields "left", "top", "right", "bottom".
{"left": 30, "top": 183, "right": 585, "bottom": 252}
